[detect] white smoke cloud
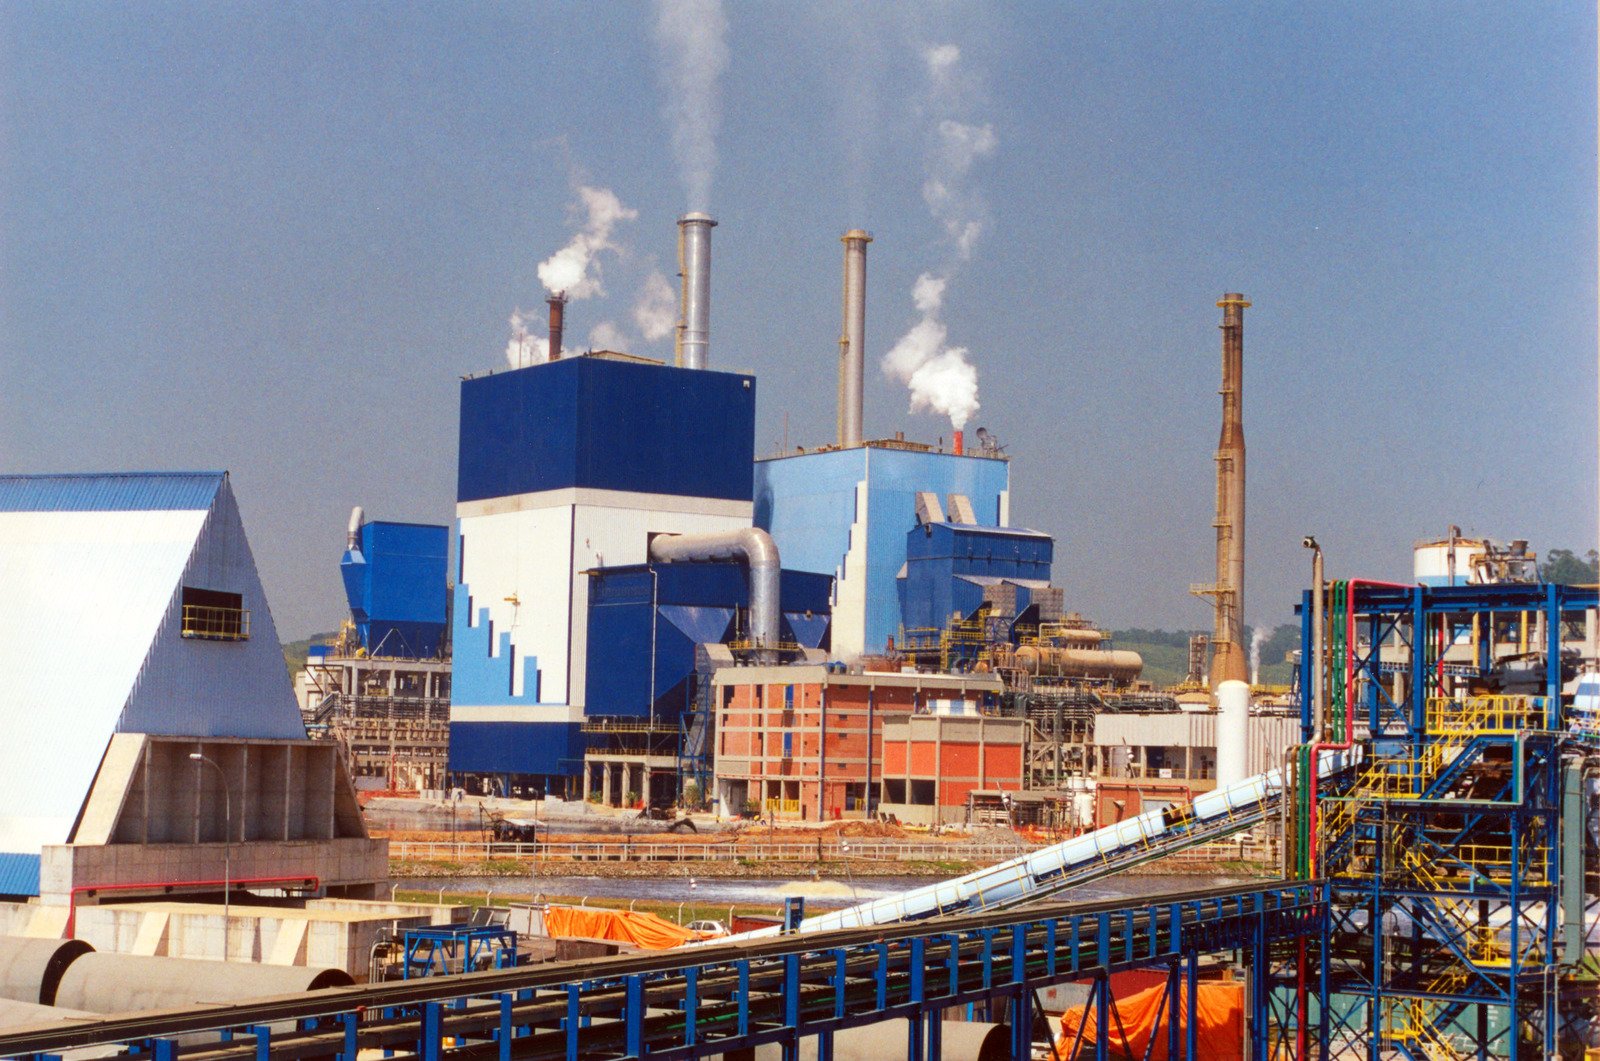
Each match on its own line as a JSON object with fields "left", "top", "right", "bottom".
{"left": 505, "top": 308, "right": 574, "bottom": 367}
{"left": 654, "top": 0, "right": 729, "bottom": 211}
{"left": 1250, "top": 625, "right": 1275, "bottom": 686}
{"left": 882, "top": 272, "right": 980, "bottom": 430}
{"left": 633, "top": 269, "right": 678, "bottom": 342}
{"left": 589, "top": 320, "right": 630, "bottom": 352}
{"left": 882, "top": 43, "right": 993, "bottom": 431}
{"left": 535, "top": 186, "right": 638, "bottom": 300}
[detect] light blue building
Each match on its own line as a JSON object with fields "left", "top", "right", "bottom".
{"left": 754, "top": 445, "right": 1011, "bottom": 658}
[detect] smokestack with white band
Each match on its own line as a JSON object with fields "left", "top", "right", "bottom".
{"left": 676, "top": 213, "right": 716, "bottom": 368}
{"left": 838, "top": 229, "right": 872, "bottom": 446}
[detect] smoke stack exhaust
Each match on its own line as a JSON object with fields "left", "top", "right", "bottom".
{"left": 838, "top": 229, "right": 872, "bottom": 446}
{"left": 952, "top": 430, "right": 964, "bottom": 455}
{"left": 676, "top": 213, "right": 716, "bottom": 368}
{"left": 1193, "top": 292, "right": 1250, "bottom": 687}
{"left": 546, "top": 293, "right": 567, "bottom": 362}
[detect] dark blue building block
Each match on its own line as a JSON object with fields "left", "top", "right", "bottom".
{"left": 584, "top": 561, "right": 833, "bottom": 721}
{"left": 341, "top": 520, "right": 449, "bottom": 658}
{"left": 898, "top": 521, "right": 1054, "bottom": 632}
{"left": 447, "top": 721, "right": 584, "bottom": 778}
{"left": 457, "top": 357, "right": 756, "bottom": 504}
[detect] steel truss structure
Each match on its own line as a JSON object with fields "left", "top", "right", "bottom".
{"left": 1293, "top": 581, "right": 1597, "bottom": 1060}
{"left": 3, "top": 882, "right": 1322, "bottom": 1061}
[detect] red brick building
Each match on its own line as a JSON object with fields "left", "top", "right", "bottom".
{"left": 709, "top": 665, "right": 1002, "bottom": 820}
{"left": 879, "top": 714, "right": 1027, "bottom": 825}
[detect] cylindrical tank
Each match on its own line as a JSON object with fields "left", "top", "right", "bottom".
{"left": 1215, "top": 679, "right": 1250, "bottom": 788}
{"left": 54, "top": 953, "right": 353, "bottom": 1014}
{"left": 1413, "top": 534, "right": 1486, "bottom": 587}
{"left": 677, "top": 213, "right": 716, "bottom": 369}
{"left": 1046, "top": 627, "right": 1106, "bottom": 647}
{"left": 0, "top": 937, "right": 93, "bottom": 1005}
{"left": 1012, "top": 645, "right": 1143, "bottom": 681}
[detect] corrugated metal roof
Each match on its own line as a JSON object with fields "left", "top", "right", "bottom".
{"left": 0, "top": 472, "right": 224, "bottom": 513}
{"left": 0, "top": 853, "right": 41, "bottom": 896}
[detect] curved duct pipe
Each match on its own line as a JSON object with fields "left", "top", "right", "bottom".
{"left": 649, "top": 528, "right": 780, "bottom": 660}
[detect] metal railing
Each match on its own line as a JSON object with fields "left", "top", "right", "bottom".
{"left": 387, "top": 838, "right": 1033, "bottom": 864}
{"left": 180, "top": 604, "right": 250, "bottom": 641}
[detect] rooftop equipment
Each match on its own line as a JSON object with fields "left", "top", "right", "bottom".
{"left": 676, "top": 213, "right": 716, "bottom": 369}
{"left": 838, "top": 229, "right": 871, "bottom": 447}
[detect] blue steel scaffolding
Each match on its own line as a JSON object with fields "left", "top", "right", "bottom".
{"left": 1295, "top": 581, "right": 1597, "bottom": 1060}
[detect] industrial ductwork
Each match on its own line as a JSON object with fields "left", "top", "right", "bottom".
{"left": 346, "top": 505, "right": 363, "bottom": 552}
{"left": 676, "top": 213, "right": 716, "bottom": 369}
{"left": 649, "top": 528, "right": 780, "bottom": 658}
{"left": 837, "top": 229, "right": 871, "bottom": 446}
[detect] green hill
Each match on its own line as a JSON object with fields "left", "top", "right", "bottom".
{"left": 1108, "top": 626, "right": 1298, "bottom": 688}
{"left": 282, "top": 632, "right": 339, "bottom": 677}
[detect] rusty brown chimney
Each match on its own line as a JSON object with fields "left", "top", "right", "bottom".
{"left": 546, "top": 293, "right": 567, "bottom": 361}
{"left": 1192, "top": 292, "right": 1250, "bottom": 687}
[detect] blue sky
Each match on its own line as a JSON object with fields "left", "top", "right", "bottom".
{"left": 2, "top": 2, "right": 1594, "bottom": 640}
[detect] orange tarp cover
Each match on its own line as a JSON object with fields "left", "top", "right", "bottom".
{"left": 1057, "top": 979, "right": 1244, "bottom": 1060}
{"left": 542, "top": 906, "right": 701, "bottom": 950}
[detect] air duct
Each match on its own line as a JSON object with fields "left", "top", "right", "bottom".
{"left": 649, "top": 528, "right": 779, "bottom": 660}
{"left": 676, "top": 213, "right": 716, "bottom": 369}
{"left": 838, "top": 229, "right": 871, "bottom": 446}
{"left": 346, "top": 506, "right": 363, "bottom": 552}
{"left": 547, "top": 292, "right": 567, "bottom": 362}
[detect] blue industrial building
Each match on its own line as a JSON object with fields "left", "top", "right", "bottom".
{"left": 341, "top": 519, "right": 449, "bottom": 658}
{"left": 449, "top": 354, "right": 770, "bottom": 794}
{"left": 897, "top": 521, "right": 1055, "bottom": 634}
{"left": 754, "top": 445, "right": 1012, "bottom": 658}
{"left": 584, "top": 562, "right": 833, "bottom": 722}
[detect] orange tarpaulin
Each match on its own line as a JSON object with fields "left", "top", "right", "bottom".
{"left": 1057, "top": 979, "right": 1244, "bottom": 1060}
{"left": 542, "top": 906, "right": 703, "bottom": 950}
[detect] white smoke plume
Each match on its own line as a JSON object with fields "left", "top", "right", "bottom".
{"left": 1250, "top": 625, "right": 1275, "bottom": 686}
{"left": 535, "top": 186, "right": 637, "bottom": 300}
{"left": 654, "top": 0, "right": 729, "bottom": 211}
{"left": 882, "top": 43, "right": 994, "bottom": 431}
{"left": 882, "top": 272, "right": 979, "bottom": 429}
{"left": 505, "top": 308, "right": 574, "bottom": 367}
{"left": 633, "top": 269, "right": 678, "bottom": 342}
{"left": 588, "top": 320, "right": 630, "bottom": 352}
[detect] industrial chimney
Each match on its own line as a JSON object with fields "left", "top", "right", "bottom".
{"left": 1192, "top": 292, "right": 1250, "bottom": 687}
{"left": 676, "top": 213, "right": 716, "bottom": 369}
{"left": 546, "top": 293, "right": 567, "bottom": 362}
{"left": 838, "top": 229, "right": 872, "bottom": 447}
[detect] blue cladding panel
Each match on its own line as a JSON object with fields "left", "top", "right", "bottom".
{"left": 0, "top": 472, "right": 223, "bottom": 512}
{"left": 342, "top": 521, "right": 449, "bottom": 657}
{"left": 900, "top": 522, "right": 1054, "bottom": 631}
{"left": 457, "top": 358, "right": 755, "bottom": 503}
{"left": 448, "top": 722, "right": 583, "bottom": 776}
{"left": 0, "top": 852, "right": 40, "bottom": 896}
{"left": 584, "top": 563, "right": 832, "bottom": 720}
{"left": 451, "top": 581, "right": 543, "bottom": 707}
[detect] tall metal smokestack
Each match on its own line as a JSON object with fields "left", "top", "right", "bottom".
{"left": 838, "top": 229, "right": 872, "bottom": 447}
{"left": 676, "top": 213, "right": 716, "bottom": 369}
{"left": 546, "top": 293, "right": 566, "bottom": 362}
{"left": 1193, "top": 292, "right": 1250, "bottom": 687}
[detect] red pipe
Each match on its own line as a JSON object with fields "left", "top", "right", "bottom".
{"left": 953, "top": 430, "right": 964, "bottom": 455}
{"left": 67, "top": 875, "right": 319, "bottom": 937}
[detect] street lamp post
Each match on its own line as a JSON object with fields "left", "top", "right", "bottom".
{"left": 189, "top": 752, "right": 231, "bottom": 960}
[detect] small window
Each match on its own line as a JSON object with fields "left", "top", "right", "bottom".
{"left": 180, "top": 587, "right": 249, "bottom": 641}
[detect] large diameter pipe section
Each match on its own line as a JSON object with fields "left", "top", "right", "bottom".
{"left": 1009, "top": 645, "right": 1143, "bottom": 682}
{"left": 677, "top": 213, "right": 716, "bottom": 369}
{"left": 838, "top": 229, "right": 871, "bottom": 447}
{"left": 0, "top": 937, "right": 93, "bottom": 1006}
{"left": 1214, "top": 679, "right": 1250, "bottom": 789}
{"left": 649, "top": 529, "right": 780, "bottom": 657}
{"left": 52, "top": 953, "right": 352, "bottom": 1013}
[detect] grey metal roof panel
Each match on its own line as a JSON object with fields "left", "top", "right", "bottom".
{"left": 0, "top": 472, "right": 224, "bottom": 513}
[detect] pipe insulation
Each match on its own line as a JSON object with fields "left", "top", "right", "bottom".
{"left": 677, "top": 213, "right": 716, "bottom": 369}
{"left": 838, "top": 229, "right": 871, "bottom": 447}
{"left": 648, "top": 528, "right": 780, "bottom": 657}
{"left": 52, "top": 953, "right": 352, "bottom": 1014}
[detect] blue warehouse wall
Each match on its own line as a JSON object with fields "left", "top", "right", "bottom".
{"left": 341, "top": 520, "right": 449, "bottom": 658}
{"left": 447, "top": 721, "right": 584, "bottom": 779}
{"left": 585, "top": 562, "right": 833, "bottom": 721}
{"left": 458, "top": 357, "right": 756, "bottom": 504}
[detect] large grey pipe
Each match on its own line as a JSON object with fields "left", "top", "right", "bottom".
{"left": 838, "top": 229, "right": 871, "bottom": 447}
{"left": 649, "top": 528, "right": 779, "bottom": 658}
{"left": 52, "top": 953, "right": 352, "bottom": 1013}
{"left": 678, "top": 213, "right": 716, "bottom": 369}
{"left": 0, "top": 937, "right": 92, "bottom": 1005}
